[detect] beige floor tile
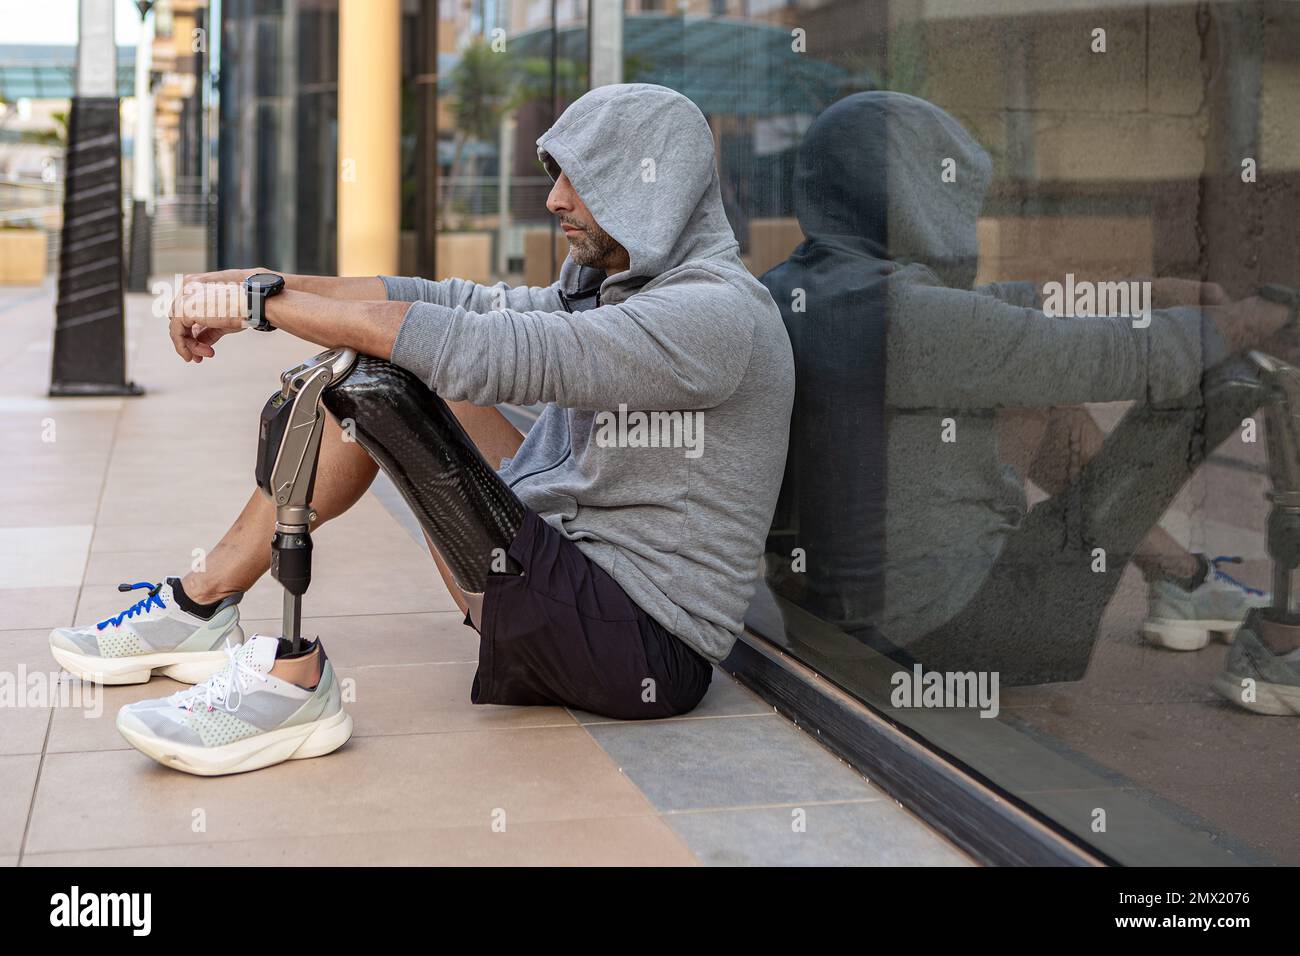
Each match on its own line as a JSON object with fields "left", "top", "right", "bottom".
{"left": 95, "top": 486, "right": 254, "bottom": 527}
{"left": 0, "top": 462, "right": 109, "bottom": 500}
{"left": 338, "top": 661, "right": 575, "bottom": 737}
{"left": 0, "top": 855, "right": 15, "bottom": 866}
{"left": 0, "top": 500, "right": 101, "bottom": 528}
{"left": 0, "top": 753, "right": 39, "bottom": 855}
{"left": 0, "top": 629, "right": 52, "bottom": 665}
{"left": 82, "top": 551, "right": 194, "bottom": 587}
{"left": 0, "top": 588, "right": 78, "bottom": 630}
{"left": 91, "top": 523, "right": 231, "bottom": 554}
{"left": 0, "top": 629, "right": 58, "bottom": 756}
{"left": 0, "top": 704, "right": 50, "bottom": 758}
{"left": 46, "top": 677, "right": 185, "bottom": 755}
{"left": 0, "top": 408, "right": 119, "bottom": 454}
{"left": 0, "top": 525, "right": 93, "bottom": 589}
{"left": 26, "top": 727, "right": 654, "bottom": 854}
{"left": 0, "top": 473, "right": 106, "bottom": 527}
{"left": 21, "top": 814, "right": 699, "bottom": 866}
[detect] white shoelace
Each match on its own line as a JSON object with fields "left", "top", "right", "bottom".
{"left": 170, "top": 640, "right": 269, "bottom": 714}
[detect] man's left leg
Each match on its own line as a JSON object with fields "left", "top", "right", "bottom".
{"left": 906, "top": 362, "right": 1268, "bottom": 683}
{"left": 1029, "top": 406, "right": 1268, "bottom": 652}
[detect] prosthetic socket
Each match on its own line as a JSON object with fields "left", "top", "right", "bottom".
{"left": 256, "top": 349, "right": 524, "bottom": 650}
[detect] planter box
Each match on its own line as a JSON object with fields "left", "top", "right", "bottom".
{"left": 435, "top": 232, "right": 493, "bottom": 285}
{"left": 523, "top": 227, "right": 566, "bottom": 288}
{"left": 0, "top": 230, "right": 47, "bottom": 285}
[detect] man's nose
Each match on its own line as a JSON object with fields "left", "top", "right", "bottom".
{"left": 546, "top": 177, "right": 573, "bottom": 215}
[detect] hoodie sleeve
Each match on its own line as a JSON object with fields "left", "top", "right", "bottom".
{"left": 973, "top": 280, "right": 1040, "bottom": 309}
{"left": 381, "top": 274, "right": 566, "bottom": 314}
{"left": 885, "top": 284, "right": 1229, "bottom": 410}
{"left": 389, "top": 269, "right": 755, "bottom": 411}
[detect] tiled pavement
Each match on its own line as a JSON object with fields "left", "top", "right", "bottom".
{"left": 0, "top": 282, "right": 968, "bottom": 867}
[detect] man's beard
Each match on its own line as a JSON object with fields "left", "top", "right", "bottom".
{"left": 562, "top": 217, "right": 622, "bottom": 269}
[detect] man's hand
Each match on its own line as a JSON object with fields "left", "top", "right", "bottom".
{"left": 1149, "top": 277, "right": 1230, "bottom": 309}
{"left": 167, "top": 267, "right": 266, "bottom": 362}
{"left": 1210, "top": 295, "right": 1294, "bottom": 356}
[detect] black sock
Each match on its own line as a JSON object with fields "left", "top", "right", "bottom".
{"left": 275, "top": 636, "right": 319, "bottom": 659}
{"left": 168, "top": 577, "right": 222, "bottom": 619}
{"left": 1142, "top": 553, "right": 1208, "bottom": 591}
{"left": 1173, "top": 554, "right": 1210, "bottom": 592}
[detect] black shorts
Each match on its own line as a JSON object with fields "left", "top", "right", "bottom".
{"left": 469, "top": 509, "right": 713, "bottom": 720}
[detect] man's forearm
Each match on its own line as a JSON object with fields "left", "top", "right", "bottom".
{"left": 280, "top": 274, "right": 388, "bottom": 301}
{"left": 263, "top": 289, "right": 411, "bottom": 359}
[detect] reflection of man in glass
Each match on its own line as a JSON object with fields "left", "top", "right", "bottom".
{"left": 763, "top": 91, "right": 1299, "bottom": 685}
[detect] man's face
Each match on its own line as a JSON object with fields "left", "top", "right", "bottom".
{"left": 545, "top": 169, "right": 630, "bottom": 273}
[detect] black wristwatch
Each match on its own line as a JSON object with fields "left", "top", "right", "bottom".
{"left": 1259, "top": 283, "right": 1300, "bottom": 332}
{"left": 243, "top": 272, "right": 285, "bottom": 331}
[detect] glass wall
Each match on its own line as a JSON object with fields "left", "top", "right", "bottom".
{"left": 399, "top": 0, "right": 588, "bottom": 285}
{"left": 211, "top": 0, "right": 1300, "bottom": 864}
{"left": 618, "top": 0, "right": 1300, "bottom": 864}
{"left": 217, "top": 0, "right": 339, "bottom": 274}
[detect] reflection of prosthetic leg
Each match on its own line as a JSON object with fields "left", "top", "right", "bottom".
{"left": 1250, "top": 351, "right": 1300, "bottom": 623}
{"left": 321, "top": 355, "right": 524, "bottom": 595}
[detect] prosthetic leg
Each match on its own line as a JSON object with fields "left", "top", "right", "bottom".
{"left": 256, "top": 349, "right": 525, "bottom": 650}
{"left": 255, "top": 347, "right": 359, "bottom": 652}
{"left": 1250, "top": 351, "right": 1300, "bottom": 624}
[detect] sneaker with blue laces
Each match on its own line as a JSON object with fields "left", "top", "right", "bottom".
{"left": 1142, "top": 556, "right": 1270, "bottom": 651}
{"left": 116, "top": 634, "right": 352, "bottom": 775}
{"left": 49, "top": 578, "right": 243, "bottom": 685}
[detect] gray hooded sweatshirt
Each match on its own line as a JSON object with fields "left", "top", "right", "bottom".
{"left": 382, "top": 83, "right": 795, "bottom": 662}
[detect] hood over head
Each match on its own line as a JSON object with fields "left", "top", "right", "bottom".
{"left": 793, "top": 91, "right": 992, "bottom": 289}
{"left": 538, "top": 83, "right": 739, "bottom": 286}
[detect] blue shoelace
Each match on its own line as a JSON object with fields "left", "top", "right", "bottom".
{"left": 1210, "top": 556, "right": 1266, "bottom": 597}
{"left": 96, "top": 581, "right": 165, "bottom": 630}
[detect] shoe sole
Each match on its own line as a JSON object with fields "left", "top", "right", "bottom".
{"left": 1213, "top": 673, "right": 1300, "bottom": 715}
{"left": 49, "top": 642, "right": 234, "bottom": 686}
{"left": 1142, "top": 618, "right": 1241, "bottom": 651}
{"left": 116, "top": 707, "right": 354, "bottom": 776}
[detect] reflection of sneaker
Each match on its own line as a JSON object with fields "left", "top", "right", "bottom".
{"left": 49, "top": 580, "right": 243, "bottom": 685}
{"left": 1213, "top": 613, "right": 1300, "bottom": 715}
{"left": 1142, "top": 556, "right": 1270, "bottom": 651}
{"left": 116, "top": 635, "right": 352, "bottom": 776}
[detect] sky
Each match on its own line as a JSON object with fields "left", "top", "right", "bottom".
{"left": 0, "top": 0, "right": 143, "bottom": 46}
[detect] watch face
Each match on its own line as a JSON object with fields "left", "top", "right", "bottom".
{"left": 247, "top": 272, "right": 283, "bottom": 292}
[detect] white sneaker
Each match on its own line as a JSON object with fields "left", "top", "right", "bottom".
{"left": 1213, "top": 611, "right": 1300, "bottom": 716}
{"left": 116, "top": 634, "right": 352, "bottom": 776}
{"left": 1142, "top": 556, "right": 1270, "bottom": 651}
{"left": 49, "top": 579, "right": 243, "bottom": 685}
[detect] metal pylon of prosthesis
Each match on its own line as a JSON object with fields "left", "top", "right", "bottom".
{"left": 1251, "top": 351, "right": 1300, "bottom": 621}
{"left": 254, "top": 348, "right": 359, "bottom": 653}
